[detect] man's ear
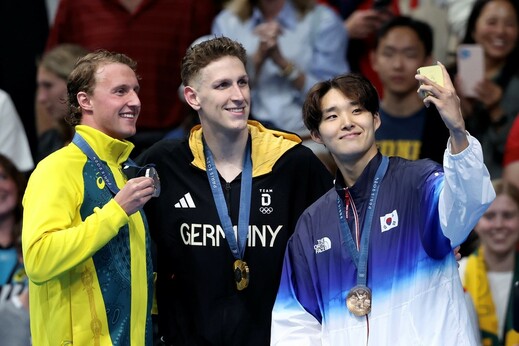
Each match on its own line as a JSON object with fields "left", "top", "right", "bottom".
{"left": 310, "top": 129, "right": 324, "bottom": 145}
{"left": 77, "top": 91, "right": 92, "bottom": 111}
{"left": 374, "top": 112, "right": 381, "bottom": 131}
{"left": 184, "top": 86, "right": 200, "bottom": 111}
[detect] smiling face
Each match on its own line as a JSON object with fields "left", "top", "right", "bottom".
{"left": 475, "top": 193, "right": 519, "bottom": 257}
{"left": 78, "top": 62, "right": 141, "bottom": 140}
{"left": 311, "top": 88, "right": 380, "bottom": 165}
{"left": 184, "top": 56, "right": 250, "bottom": 137}
{"left": 372, "top": 26, "right": 431, "bottom": 97}
{"left": 473, "top": 0, "right": 518, "bottom": 63}
{"left": 0, "top": 165, "right": 18, "bottom": 219}
{"left": 37, "top": 66, "right": 68, "bottom": 120}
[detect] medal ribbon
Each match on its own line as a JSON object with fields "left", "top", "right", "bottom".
{"left": 73, "top": 133, "right": 140, "bottom": 195}
{"left": 337, "top": 156, "right": 388, "bottom": 286}
{"left": 204, "top": 137, "right": 252, "bottom": 260}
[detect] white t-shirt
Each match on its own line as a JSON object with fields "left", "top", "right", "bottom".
{"left": 488, "top": 271, "right": 513, "bottom": 340}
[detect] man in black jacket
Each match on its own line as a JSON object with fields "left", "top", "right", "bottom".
{"left": 137, "top": 36, "right": 332, "bottom": 346}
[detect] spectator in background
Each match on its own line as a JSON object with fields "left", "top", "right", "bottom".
{"left": 503, "top": 115, "right": 519, "bottom": 188}
{"left": 454, "top": 0, "right": 519, "bottom": 178}
{"left": 322, "top": 0, "right": 395, "bottom": 94}
{"left": 36, "top": 44, "right": 89, "bottom": 162}
{"left": 0, "top": 154, "right": 30, "bottom": 346}
{"left": 321, "top": 0, "right": 455, "bottom": 93}
{"left": 0, "top": 90, "right": 34, "bottom": 173}
{"left": 212, "top": 0, "right": 348, "bottom": 169}
{"left": 46, "top": 0, "right": 218, "bottom": 156}
{"left": 459, "top": 179, "right": 519, "bottom": 345}
{"left": 371, "top": 16, "right": 450, "bottom": 164}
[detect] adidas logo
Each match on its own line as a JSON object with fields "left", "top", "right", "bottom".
{"left": 174, "top": 192, "right": 196, "bottom": 208}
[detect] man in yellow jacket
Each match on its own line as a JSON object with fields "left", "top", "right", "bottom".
{"left": 22, "top": 50, "right": 157, "bottom": 345}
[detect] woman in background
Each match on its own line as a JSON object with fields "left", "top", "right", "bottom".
{"left": 36, "top": 43, "right": 88, "bottom": 162}
{"left": 459, "top": 179, "right": 519, "bottom": 345}
{"left": 0, "top": 154, "right": 30, "bottom": 346}
{"left": 455, "top": 0, "right": 519, "bottom": 178}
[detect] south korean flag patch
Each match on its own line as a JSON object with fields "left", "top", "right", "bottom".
{"left": 380, "top": 210, "right": 398, "bottom": 233}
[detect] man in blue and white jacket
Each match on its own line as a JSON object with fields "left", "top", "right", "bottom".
{"left": 271, "top": 66, "right": 495, "bottom": 345}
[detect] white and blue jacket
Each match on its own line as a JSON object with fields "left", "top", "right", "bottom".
{"left": 271, "top": 135, "right": 494, "bottom": 345}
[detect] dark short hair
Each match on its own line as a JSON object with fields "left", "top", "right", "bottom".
{"left": 181, "top": 36, "right": 247, "bottom": 87}
{"left": 375, "top": 15, "right": 433, "bottom": 56}
{"left": 66, "top": 50, "right": 138, "bottom": 126}
{"left": 303, "top": 73, "right": 379, "bottom": 133}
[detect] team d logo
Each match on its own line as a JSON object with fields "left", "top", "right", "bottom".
{"left": 259, "top": 190, "right": 273, "bottom": 214}
{"left": 380, "top": 210, "right": 398, "bottom": 232}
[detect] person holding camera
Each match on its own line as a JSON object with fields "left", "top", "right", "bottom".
{"left": 271, "top": 67, "right": 494, "bottom": 344}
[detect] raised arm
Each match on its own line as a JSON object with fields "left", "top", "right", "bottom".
{"left": 415, "top": 62, "right": 495, "bottom": 247}
{"left": 415, "top": 62, "right": 468, "bottom": 154}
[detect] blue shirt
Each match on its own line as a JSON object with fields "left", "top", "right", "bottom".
{"left": 376, "top": 107, "right": 427, "bottom": 160}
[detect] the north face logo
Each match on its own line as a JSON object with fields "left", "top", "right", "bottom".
{"left": 314, "top": 237, "right": 332, "bottom": 254}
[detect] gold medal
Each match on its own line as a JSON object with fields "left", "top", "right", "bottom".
{"left": 233, "top": 259, "right": 249, "bottom": 290}
{"left": 346, "top": 285, "right": 372, "bottom": 316}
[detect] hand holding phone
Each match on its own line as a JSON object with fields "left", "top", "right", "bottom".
{"left": 457, "top": 44, "right": 484, "bottom": 98}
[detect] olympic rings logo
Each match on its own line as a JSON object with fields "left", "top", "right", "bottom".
{"left": 259, "top": 206, "right": 273, "bottom": 214}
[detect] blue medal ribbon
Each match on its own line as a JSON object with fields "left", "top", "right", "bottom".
{"left": 72, "top": 133, "right": 138, "bottom": 195}
{"left": 204, "top": 137, "right": 252, "bottom": 260}
{"left": 336, "top": 155, "right": 388, "bottom": 287}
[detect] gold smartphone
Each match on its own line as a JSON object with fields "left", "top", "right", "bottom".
{"left": 417, "top": 65, "right": 444, "bottom": 98}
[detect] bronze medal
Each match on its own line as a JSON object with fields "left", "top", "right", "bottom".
{"left": 233, "top": 259, "right": 249, "bottom": 290}
{"left": 346, "top": 285, "right": 372, "bottom": 316}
